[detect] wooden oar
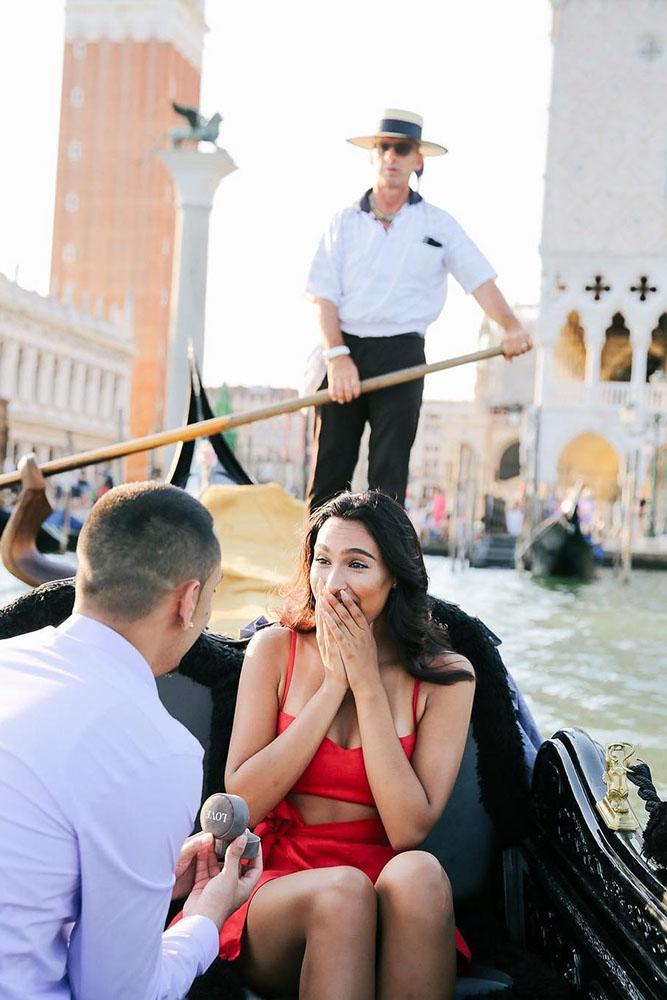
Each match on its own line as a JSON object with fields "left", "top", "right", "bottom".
{"left": 0, "top": 346, "right": 502, "bottom": 488}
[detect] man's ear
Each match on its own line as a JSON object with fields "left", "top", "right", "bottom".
{"left": 175, "top": 578, "right": 201, "bottom": 630}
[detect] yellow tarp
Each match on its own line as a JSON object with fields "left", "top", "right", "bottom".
{"left": 200, "top": 483, "right": 305, "bottom": 637}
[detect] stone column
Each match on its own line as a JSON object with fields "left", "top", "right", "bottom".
{"left": 19, "top": 346, "right": 38, "bottom": 401}
{"left": 55, "top": 357, "right": 72, "bottom": 410}
{"left": 85, "top": 367, "right": 102, "bottom": 416}
{"left": 71, "top": 362, "right": 87, "bottom": 413}
{"left": 584, "top": 322, "right": 605, "bottom": 404}
{"left": 101, "top": 370, "right": 114, "bottom": 419}
{"left": 0, "top": 340, "right": 19, "bottom": 399}
{"left": 38, "top": 352, "right": 56, "bottom": 407}
{"left": 533, "top": 341, "right": 552, "bottom": 407}
{"left": 157, "top": 148, "right": 237, "bottom": 434}
{"left": 630, "top": 326, "right": 651, "bottom": 406}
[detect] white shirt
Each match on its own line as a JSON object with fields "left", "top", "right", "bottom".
{"left": 306, "top": 190, "right": 496, "bottom": 338}
{"left": 0, "top": 614, "right": 219, "bottom": 1000}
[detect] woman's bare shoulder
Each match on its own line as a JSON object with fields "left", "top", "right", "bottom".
{"left": 422, "top": 650, "right": 476, "bottom": 685}
{"left": 245, "top": 622, "right": 294, "bottom": 658}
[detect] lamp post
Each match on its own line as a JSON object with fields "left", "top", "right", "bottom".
{"left": 619, "top": 402, "right": 646, "bottom": 581}
{"left": 647, "top": 411, "right": 662, "bottom": 538}
{"left": 619, "top": 397, "right": 665, "bottom": 576}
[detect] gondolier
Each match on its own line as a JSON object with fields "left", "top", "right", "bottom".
{"left": 305, "top": 108, "right": 533, "bottom": 512}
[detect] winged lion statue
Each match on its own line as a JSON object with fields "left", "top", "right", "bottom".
{"left": 170, "top": 102, "right": 222, "bottom": 147}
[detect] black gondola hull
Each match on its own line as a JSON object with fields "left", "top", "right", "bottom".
{"left": 522, "top": 729, "right": 667, "bottom": 998}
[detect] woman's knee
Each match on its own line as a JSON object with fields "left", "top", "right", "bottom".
{"left": 376, "top": 851, "right": 453, "bottom": 921}
{"left": 309, "top": 866, "right": 377, "bottom": 929}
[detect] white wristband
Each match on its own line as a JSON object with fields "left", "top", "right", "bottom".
{"left": 322, "top": 345, "right": 351, "bottom": 361}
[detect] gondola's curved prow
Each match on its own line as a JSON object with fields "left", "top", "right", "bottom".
{"left": 0, "top": 455, "right": 75, "bottom": 587}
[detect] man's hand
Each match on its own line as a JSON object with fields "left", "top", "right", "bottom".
{"left": 500, "top": 325, "right": 533, "bottom": 360}
{"left": 182, "top": 833, "right": 263, "bottom": 932}
{"left": 471, "top": 281, "right": 533, "bottom": 360}
{"left": 172, "top": 832, "right": 217, "bottom": 900}
{"left": 327, "top": 355, "right": 361, "bottom": 403}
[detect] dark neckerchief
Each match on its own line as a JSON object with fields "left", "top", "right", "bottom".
{"left": 359, "top": 187, "right": 422, "bottom": 213}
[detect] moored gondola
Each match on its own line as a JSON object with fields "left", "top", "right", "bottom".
{"left": 517, "top": 503, "right": 596, "bottom": 581}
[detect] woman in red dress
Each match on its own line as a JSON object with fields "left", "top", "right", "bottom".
{"left": 224, "top": 490, "right": 475, "bottom": 999}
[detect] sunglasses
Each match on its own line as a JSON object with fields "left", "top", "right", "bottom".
{"left": 375, "top": 141, "right": 417, "bottom": 157}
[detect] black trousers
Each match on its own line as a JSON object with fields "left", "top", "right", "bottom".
{"left": 307, "top": 333, "right": 425, "bottom": 512}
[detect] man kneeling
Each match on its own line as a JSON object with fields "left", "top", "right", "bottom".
{"left": 0, "top": 482, "right": 262, "bottom": 1000}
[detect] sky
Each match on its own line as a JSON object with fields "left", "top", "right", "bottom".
{"left": 0, "top": 0, "right": 553, "bottom": 400}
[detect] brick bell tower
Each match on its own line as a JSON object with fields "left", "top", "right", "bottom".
{"left": 50, "top": 0, "right": 206, "bottom": 478}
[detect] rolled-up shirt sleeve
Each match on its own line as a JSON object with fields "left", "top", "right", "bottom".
{"left": 444, "top": 216, "right": 497, "bottom": 294}
{"left": 305, "top": 215, "right": 343, "bottom": 306}
{"left": 66, "top": 707, "right": 218, "bottom": 1000}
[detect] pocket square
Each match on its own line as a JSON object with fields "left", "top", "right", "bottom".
{"left": 423, "top": 236, "right": 443, "bottom": 248}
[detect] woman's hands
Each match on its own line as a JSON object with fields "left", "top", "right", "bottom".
{"left": 317, "top": 584, "right": 381, "bottom": 694}
{"left": 314, "top": 578, "right": 349, "bottom": 694}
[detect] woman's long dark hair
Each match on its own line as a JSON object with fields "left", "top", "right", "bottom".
{"left": 281, "top": 491, "right": 473, "bottom": 685}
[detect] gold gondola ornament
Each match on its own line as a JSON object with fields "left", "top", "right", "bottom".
{"left": 596, "top": 742, "right": 639, "bottom": 832}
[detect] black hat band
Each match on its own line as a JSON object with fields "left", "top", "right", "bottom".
{"left": 379, "top": 118, "right": 422, "bottom": 142}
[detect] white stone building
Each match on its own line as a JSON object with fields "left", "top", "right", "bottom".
{"left": 528, "top": 0, "right": 667, "bottom": 532}
{"left": 0, "top": 274, "right": 133, "bottom": 471}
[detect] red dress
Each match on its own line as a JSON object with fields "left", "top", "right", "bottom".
{"left": 180, "top": 630, "right": 471, "bottom": 965}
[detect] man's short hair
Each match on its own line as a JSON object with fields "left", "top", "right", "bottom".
{"left": 77, "top": 482, "right": 221, "bottom": 620}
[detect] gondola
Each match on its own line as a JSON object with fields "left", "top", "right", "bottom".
{"left": 0, "top": 362, "right": 665, "bottom": 999}
{"left": 517, "top": 502, "right": 596, "bottom": 581}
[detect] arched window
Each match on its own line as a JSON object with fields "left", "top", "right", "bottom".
{"left": 647, "top": 313, "right": 667, "bottom": 381}
{"left": 498, "top": 441, "right": 521, "bottom": 480}
{"left": 600, "top": 313, "right": 632, "bottom": 382}
{"left": 557, "top": 432, "right": 620, "bottom": 502}
{"left": 554, "top": 311, "right": 586, "bottom": 380}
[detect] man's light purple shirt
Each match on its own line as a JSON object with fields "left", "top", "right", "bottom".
{"left": 0, "top": 614, "right": 219, "bottom": 999}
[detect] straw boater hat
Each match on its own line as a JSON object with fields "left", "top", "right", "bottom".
{"left": 347, "top": 109, "right": 448, "bottom": 156}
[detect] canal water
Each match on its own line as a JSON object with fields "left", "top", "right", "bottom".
{"left": 2, "top": 562, "right": 665, "bottom": 797}
{"left": 426, "top": 559, "right": 667, "bottom": 797}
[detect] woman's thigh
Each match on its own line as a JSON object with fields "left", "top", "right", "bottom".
{"left": 238, "top": 866, "right": 376, "bottom": 996}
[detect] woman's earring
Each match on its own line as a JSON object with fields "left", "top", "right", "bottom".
{"left": 391, "top": 581, "right": 398, "bottom": 591}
